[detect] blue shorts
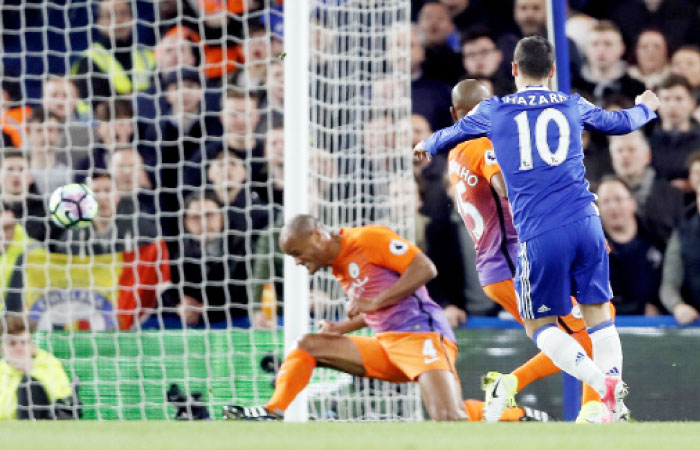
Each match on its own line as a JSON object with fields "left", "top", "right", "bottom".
{"left": 514, "top": 215, "right": 612, "bottom": 320}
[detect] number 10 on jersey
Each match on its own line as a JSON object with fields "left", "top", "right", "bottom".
{"left": 514, "top": 108, "right": 571, "bottom": 170}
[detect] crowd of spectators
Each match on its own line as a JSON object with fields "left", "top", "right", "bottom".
{"left": 0, "top": 0, "right": 699, "bottom": 331}
{"left": 409, "top": 0, "right": 700, "bottom": 325}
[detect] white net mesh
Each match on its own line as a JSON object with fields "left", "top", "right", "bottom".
{"left": 305, "top": 0, "right": 421, "bottom": 421}
{"left": 0, "top": 0, "right": 418, "bottom": 421}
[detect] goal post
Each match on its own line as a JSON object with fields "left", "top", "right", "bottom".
{"left": 285, "top": 0, "right": 422, "bottom": 421}
{"left": 0, "top": 0, "right": 419, "bottom": 422}
{"left": 283, "top": 0, "right": 311, "bottom": 423}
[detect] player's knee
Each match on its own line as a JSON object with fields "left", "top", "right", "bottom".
{"left": 296, "top": 333, "right": 325, "bottom": 357}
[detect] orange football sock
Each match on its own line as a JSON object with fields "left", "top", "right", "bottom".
{"left": 464, "top": 399, "right": 524, "bottom": 422}
{"left": 265, "top": 348, "right": 317, "bottom": 413}
{"left": 464, "top": 399, "right": 484, "bottom": 421}
{"left": 512, "top": 351, "right": 560, "bottom": 392}
{"left": 571, "top": 329, "right": 601, "bottom": 404}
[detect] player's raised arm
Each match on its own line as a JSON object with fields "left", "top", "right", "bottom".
{"left": 416, "top": 98, "right": 493, "bottom": 158}
{"left": 577, "top": 90, "right": 659, "bottom": 135}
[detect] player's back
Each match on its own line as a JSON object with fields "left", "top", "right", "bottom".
{"left": 447, "top": 137, "right": 518, "bottom": 286}
{"left": 488, "top": 87, "right": 596, "bottom": 241}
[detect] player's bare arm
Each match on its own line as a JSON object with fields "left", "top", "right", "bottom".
{"left": 317, "top": 315, "right": 367, "bottom": 335}
{"left": 491, "top": 172, "right": 508, "bottom": 198}
{"left": 347, "top": 252, "right": 437, "bottom": 317}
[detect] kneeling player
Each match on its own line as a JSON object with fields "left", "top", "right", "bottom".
{"left": 222, "top": 215, "right": 545, "bottom": 421}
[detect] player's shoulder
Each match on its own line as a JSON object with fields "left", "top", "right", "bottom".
{"left": 352, "top": 226, "right": 413, "bottom": 254}
{"left": 449, "top": 136, "right": 494, "bottom": 159}
{"left": 352, "top": 225, "right": 398, "bottom": 242}
{"left": 467, "top": 96, "right": 499, "bottom": 115}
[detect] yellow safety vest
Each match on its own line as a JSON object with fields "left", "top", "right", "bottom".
{"left": 0, "top": 348, "right": 73, "bottom": 420}
{"left": 72, "top": 43, "right": 155, "bottom": 115}
{"left": 0, "top": 224, "right": 28, "bottom": 314}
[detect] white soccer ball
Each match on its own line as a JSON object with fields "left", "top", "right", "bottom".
{"left": 49, "top": 183, "right": 99, "bottom": 228}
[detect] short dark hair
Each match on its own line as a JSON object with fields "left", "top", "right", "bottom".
{"left": 598, "top": 174, "right": 632, "bottom": 194}
{"left": 0, "top": 314, "right": 36, "bottom": 336}
{"left": 460, "top": 27, "right": 497, "bottom": 48}
{"left": 87, "top": 169, "right": 112, "bottom": 183}
{"left": 0, "top": 148, "right": 28, "bottom": 164}
{"left": 675, "top": 45, "right": 700, "bottom": 57}
{"left": 591, "top": 20, "right": 622, "bottom": 37}
{"left": 224, "top": 87, "right": 260, "bottom": 104}
{"left": 658, "top": 74, "right": 694, "bottom": 94}
{"left": 184, "top": 190, "right": 223, "bottom": 212}
{"left": 26, "top": 106, "right": 61, "bottom": 124}
{"left": 211, "top": 147, "right": 246, "bottom": 164}
{"left": 95, "top": 100, "right": 133, "bottom": 122}
{"left": 513, "top": 36, "right": 555, "bottom": 79}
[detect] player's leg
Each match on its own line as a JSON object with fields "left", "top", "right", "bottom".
{"left": 266, "top": 333, "right": 369, "bottom": 414}
{"left": 573, "top": 216, "right": 627, "bottom": 419}
{"left": 224, "top": 333, "right": 379, "bottom": 419}
{"left": 418, "top": 369, "right": 468, "bottom": 421}
{"left": 483, "top": 279, "right": 524, "bottom": 326}
{"left": 484, "top": 278, "right": 559, "bottom": 389}
{"left": 570, "top": 329, "right": 602, "bottom": 404}
{"left": 377, "top": 332, "right": 467, "bottom": 421}
{"left": 516, "top": 228, "right": 608, "bottom": 400}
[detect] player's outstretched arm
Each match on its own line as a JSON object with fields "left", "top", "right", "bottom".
{"left": 578, "top": 91, "right": 659, "bottom": 135}
{"left": 417, "top": 99, "right": 492, "bottom": 158}
{"left": 347, "top": 252, "right": 437, "bottom": 317}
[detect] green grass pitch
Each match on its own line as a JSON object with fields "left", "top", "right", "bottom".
{"left": 2, "top": 422, "right": 699, "bottom": 450}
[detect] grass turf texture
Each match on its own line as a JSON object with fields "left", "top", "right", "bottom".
{"left": 2, "top": 422, "right": 698, "bottom": 450}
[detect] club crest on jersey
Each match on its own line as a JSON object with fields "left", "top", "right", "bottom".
{"left": 389, "top": 239, "right": 409, "bottom": 255}
{"left": 348, "top": 262, "right": 360, "bottom": 279}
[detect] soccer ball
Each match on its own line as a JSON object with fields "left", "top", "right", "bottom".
{"left": 49, "top": 183, "right": 99, "bottom": 228}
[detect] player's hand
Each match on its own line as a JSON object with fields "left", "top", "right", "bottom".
{"left": 670, "top": 178, "right": 692, "bottom": 192}
{"left": 674, "top": 303, "right": 700, "bottom": 325}
{"left": 346, "top": 297, "right": 377, "bottom": 318}
{"left": 317, "top": 320, "right": 342, "bottom": 335}
{"left": 178, "top": 295, "right": 203, "bottom": 326}
{"left": 413, "top": 141, "right": 431, "bottom": 163}
{"left": 635, "top": 90, "right": 660, "bottom": 112}
{"left": 443, "top": 305, "right": 467, "bottom": 328}
{"left": 253, "top": 310, "right": 275, "bottom": 330}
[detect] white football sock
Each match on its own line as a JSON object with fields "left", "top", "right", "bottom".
{"left": 588, "top": 320, "right": 623, "bottom": 378}
{"left": 534, "top": 324, "right": 606, "bottom": 396}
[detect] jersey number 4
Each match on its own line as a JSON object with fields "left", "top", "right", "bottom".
{"left": 514, "top": 108, "right": 571, "bottom": 170}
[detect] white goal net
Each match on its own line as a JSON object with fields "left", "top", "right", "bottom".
{"left": 0, "top": 0, "right": 419, "bottom": 421}
{"left": 303, "top": 0, "right": 420, "bottom": 421}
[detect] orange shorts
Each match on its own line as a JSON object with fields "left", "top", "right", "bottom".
{"left": 348, "top": 331, "right": 458, "bottom": 382}
{"left": 483, "top": 278, "right": 616, "bottom": 334}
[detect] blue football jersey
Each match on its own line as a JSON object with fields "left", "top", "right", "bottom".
{"left": 423, "top": 86, "right": 657, "bottom": 241}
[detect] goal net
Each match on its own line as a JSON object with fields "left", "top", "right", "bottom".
{"left": 0, "top": 0, "right": 419, "bottom": 421}
{"left": 303, "top": 0, "right": 421, "bottom": 421}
